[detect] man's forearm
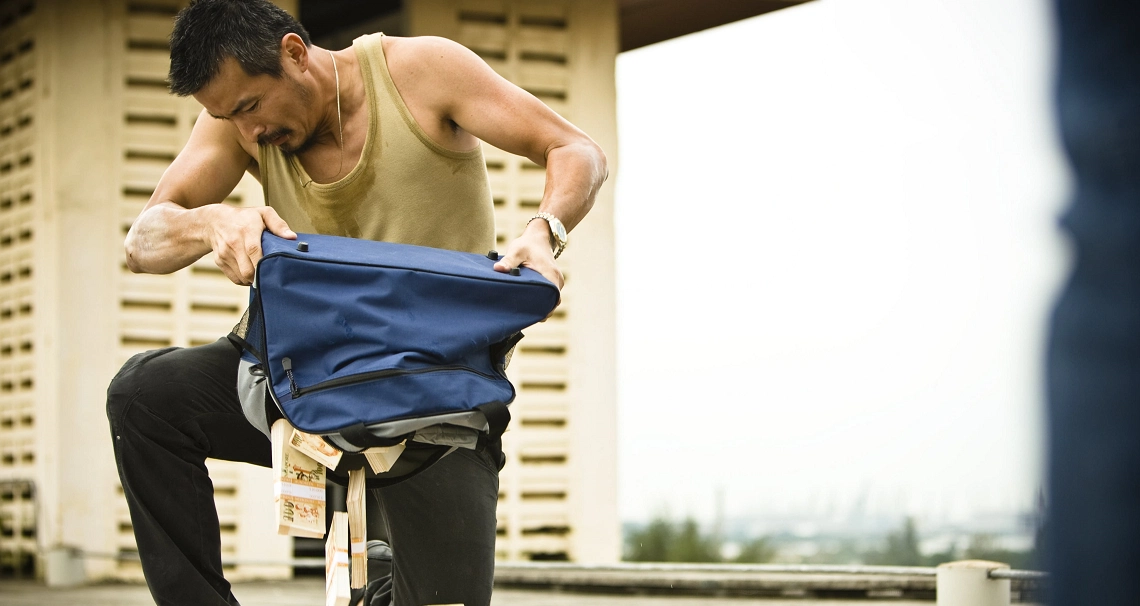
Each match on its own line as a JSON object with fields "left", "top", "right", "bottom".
{"left": 538, "top": 139, "right": 608, "bottom": 232}
{"left": 124, "top": 202, "right": 217, "bottom": 274}
{"left": 492, "top": 138, "right": 605, "bottom": 287}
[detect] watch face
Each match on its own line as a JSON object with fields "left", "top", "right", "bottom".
{"left": 551, "top": 218, "right": 568, "bottom": 243}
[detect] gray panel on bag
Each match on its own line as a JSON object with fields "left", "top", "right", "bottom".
{"left": 236, "top": 359, "right": 271, "bottom": 437}
{"left": 413, "top": 425, "right": 480, "bottom": 449}
{"left": 324, "top": 410, "right": 491, "bottom": 452}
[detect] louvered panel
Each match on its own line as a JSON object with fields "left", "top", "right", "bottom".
{"left": 124, "top": 50, "right": 169, "bottom": 84}
{"left": 126, "top": 14, "right": 173, "bottom": 45}
{"left": 123, "top": 123, "right": 181, "bottom": 157}
{"left": 517, "top": 438, "right": 568, "bottom": 460}
{"left": 187, "top": 331, "right": 225, "bottom": 348}
{"left": 484, "top": 167, "right": 509, "bottom": 196}
{"left": 511, "top": 392, "right": 568, "bottom": 415}
{"left": 124, "top": 89, "right": 179, "bottom": 120}
{"left": 120, "top": 198, "right": 148, "bottom": 231}
{"left": 516, "top": 503, "right": 571, "bottom": 523}
{"left": 120, "top": 272, "right": 176, "bottom": 303}
{"left": 517, "top": 535, "right": 570, "bottom": 556}
{"left": 189, "top": 294, "right": 244, "bottom": 314}
{"left": 518, "top": 469, "right": 569, "bottom": 497}
{"left": 459, "top": 0, "right": 506, "bottom": 18}
{"left": 121, "top": 158, "right": 166, "bottom": 192}
{"left": 188, "top": 319, "right": 240, "bottom": 341}
{"left": 519, "top": 510, "right": 570, "bottom": 531}
{"left": 517, "top": 1, "right": 566, "bottom": 20}
{"left": 0, "top": 480, "right": 36, "bottom": 577}
{"left": 458, "top": 22, "right": 507, "bottom": 56}
{"left": 189, "top": 276, "right": 246, "bottom": 306}
{"left": 513, "top": 314, "right": 567, "bottom": 345}
{"left": 515, "top": 359, "right": 568, "bottom": 388}
{"left": 118, "top": 312, "right": 174, "bottom": 339}
{"left": 517, "top": 62, "right": 567, "bottom": 96}
{"left": 0, "top": 0, "right": 37, "bottom": 578}
{"left": 119, "top": 315, "right": 175, "bottom": 344}
{"left": 516, "top": 169, "right": 546, "bottom": 198}
{"left": 516, "top": 28, "right": 567, "bottom": 59}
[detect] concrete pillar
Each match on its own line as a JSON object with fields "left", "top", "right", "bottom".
{"left": 936, "top": 560, "right": 1011, "bottom": 606}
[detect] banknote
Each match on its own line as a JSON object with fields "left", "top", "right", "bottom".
{"left": 347, "top": 468, "right": 367, "bottom": 589}
{"left": 272, "top": 420, "right": 327, "bottom": 539}
{"left": 325, "top": 511, "right": 350, "bottom": 606}
{"left": 363, "top": 442, "right": 405, "bottom": 474}
{"left": 291, "top": 428, "right": 343, "bottom": 470}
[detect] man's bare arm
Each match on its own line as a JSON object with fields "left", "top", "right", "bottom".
{"left": 386, "top": 37, "right": 608, "bottom": 287}
{"left": 125, "top": 109, "right": 295, "bottom": 285}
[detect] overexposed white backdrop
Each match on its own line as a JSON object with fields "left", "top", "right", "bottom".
{"left": 614, "top": 0, "right": 1069, "bottom": 525}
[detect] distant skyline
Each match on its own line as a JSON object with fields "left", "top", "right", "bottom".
{"left": 613, "top": 0, "right": 1069, "bottom": 525}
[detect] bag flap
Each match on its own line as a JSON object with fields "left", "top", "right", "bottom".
{"left": 251, "top": 232, "right": 557, "bottom": 423}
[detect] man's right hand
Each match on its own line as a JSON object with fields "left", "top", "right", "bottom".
{"left": 205, "top": 205, "right": 296, "bottom": 286}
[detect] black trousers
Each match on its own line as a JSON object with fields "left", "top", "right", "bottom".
{"left": 106, "top": 338, "right": 500, "bottom": 606}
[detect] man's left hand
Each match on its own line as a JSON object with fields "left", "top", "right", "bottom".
{"left": 494, "top": 221, "right": 565, "bottom": 294}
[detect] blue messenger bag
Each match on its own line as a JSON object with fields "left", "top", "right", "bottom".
{"left": 229, "top": 232, "right": 559, "bottom": 485}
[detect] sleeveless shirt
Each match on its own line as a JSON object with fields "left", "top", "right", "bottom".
{"left": 257, "top": 33, "right": 496, "bottom": 254}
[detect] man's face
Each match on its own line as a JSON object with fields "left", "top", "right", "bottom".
{"left": 195, "top": 56, "right": 315, "bottom": 154}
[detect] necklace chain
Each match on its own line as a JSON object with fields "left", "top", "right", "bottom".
{"left": 330, "top": 49, "right": 344, "bottom": 178}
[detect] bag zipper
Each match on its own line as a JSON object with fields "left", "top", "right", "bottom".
{"left": 280, "top": 361, "right": 504, "bottom": 400}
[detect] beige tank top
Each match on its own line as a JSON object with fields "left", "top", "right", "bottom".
{"left": 257, "top": 33, "right": 495, "bottom": 254}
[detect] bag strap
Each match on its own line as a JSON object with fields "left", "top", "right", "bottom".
{"left": 226, "top": 332, "right": 258, "bottom": 359}
{"left": 338, "top": 423, "right": 411, "bottom": 451}
{"left": 338, "top": 403, "right": 511, "bottom": 452}
{"left": 474, "top": 401, "right": 510, "bottom": 450}
{"left": 362, "top": 446, "right": 455, "bottom": 489}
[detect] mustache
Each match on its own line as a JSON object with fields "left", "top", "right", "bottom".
{"left": 257, "top": 128, "right": 291, "bottom": 146}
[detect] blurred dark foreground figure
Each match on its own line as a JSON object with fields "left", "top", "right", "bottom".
{"left": 1047, "top": 1, "right": 1140, "bottom": 604}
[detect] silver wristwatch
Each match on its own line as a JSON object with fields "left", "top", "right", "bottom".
{"left": 527, "top": 212, "right": 568, "bottom": 259}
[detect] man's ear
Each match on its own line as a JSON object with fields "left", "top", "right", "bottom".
{"left": 281, "top": 33, "right": 309, "bottom": 72}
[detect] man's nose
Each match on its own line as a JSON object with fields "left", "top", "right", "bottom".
{"left": 233, "top": 116, "right": 264, "bottom": 143}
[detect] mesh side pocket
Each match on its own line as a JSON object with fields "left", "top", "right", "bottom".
{"left": 229, "top": 288, "right": 266, "bottom": 363}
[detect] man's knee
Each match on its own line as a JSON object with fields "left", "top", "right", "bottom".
{"left": 106, "top": 347, "right": 180, "bottom": 425}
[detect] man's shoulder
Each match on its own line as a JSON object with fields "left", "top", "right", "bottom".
{"left": 189, "top": 107, "right": 259, "bottom": 164}
{"left": 380, "top": 35, "right": 480, "bottom": 74}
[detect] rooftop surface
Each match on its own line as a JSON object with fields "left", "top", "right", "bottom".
{"left": 0, "top": 579, "right": 936, "bottom": 605}
{"left": 1, "top": 561, "right": 1045, "bottom": 604}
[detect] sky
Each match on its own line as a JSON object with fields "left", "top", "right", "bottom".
{"left": 613, "top": 0, "right": 1070, "bottom": 526}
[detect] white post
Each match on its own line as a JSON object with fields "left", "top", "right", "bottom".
{"left": 937, "top": 560, "right": 1011, "bottom": 606}
{"left": 42, "top": 546, "right": 87, "bottom": 587}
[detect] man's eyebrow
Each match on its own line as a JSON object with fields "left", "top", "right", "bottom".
{"left": 208, "top": 97, "right": 256, "bottom": 120}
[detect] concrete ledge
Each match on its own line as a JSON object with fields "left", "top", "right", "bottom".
{"left": 493, "top": 563, "right": 1044, "bottom": 602}
{"left": 494, "top": 564, "right": 937, "bottom": 600}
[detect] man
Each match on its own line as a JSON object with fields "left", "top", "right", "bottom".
{"left": 105, "top": 0, "right": 606, "bottom": 604}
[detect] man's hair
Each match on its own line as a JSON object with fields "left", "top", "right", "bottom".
{"left": 168, "top": 0, "right": 312, "bottom": 97}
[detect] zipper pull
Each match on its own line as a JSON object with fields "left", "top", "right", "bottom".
{"left": 282, "top": 357, "right": 299, "bottom": 398}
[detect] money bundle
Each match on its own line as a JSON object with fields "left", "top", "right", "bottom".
{"left": 271, "top": 419, "right": 327, "bottom": 539}
{"left": 363, "top": 441, "right": 405, "bottom": 473}
{"left": 325, "top": 512, "right": 351, "bottom": 606}
{"left": 347, "top": 468, "right": 367, "bottom": 589}
{"left": 291, "top": 428, "right": 344, "bottom": 470}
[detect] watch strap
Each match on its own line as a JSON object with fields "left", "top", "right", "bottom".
{"left": 527, "top": 212, "right": 567, "bottom": 259}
